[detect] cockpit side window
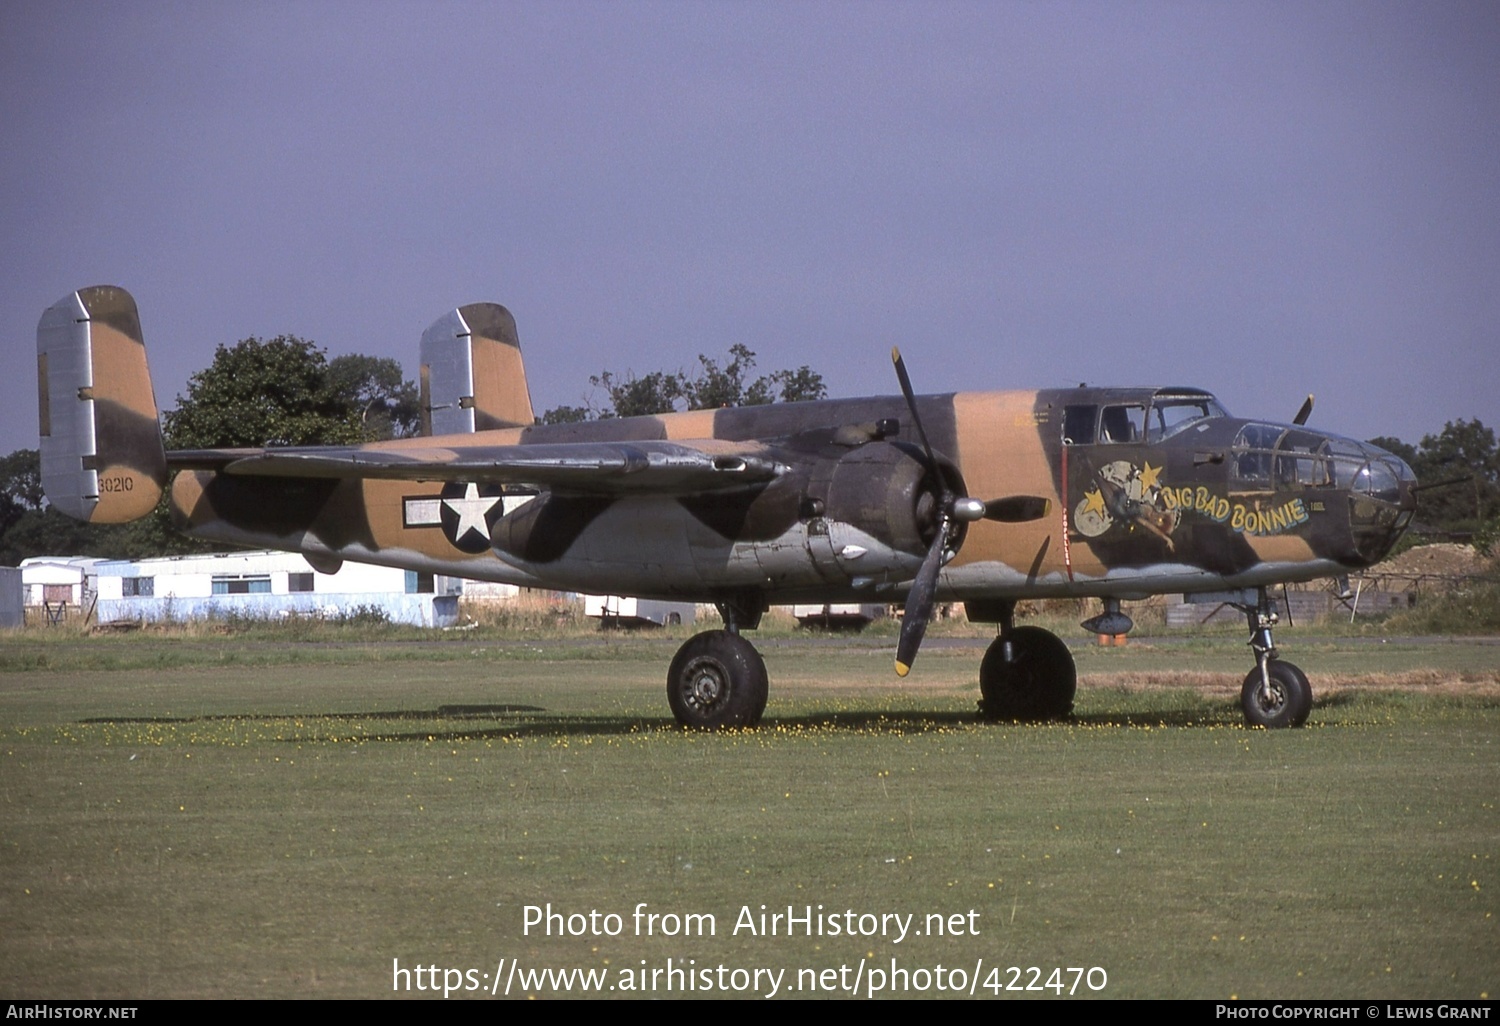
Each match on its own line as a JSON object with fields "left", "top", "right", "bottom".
{"left": 1233, "top": 423, "right": 1280, "bottom": 485}
{"left": 1100, "top": 405, "right": 1145, "bottom": 444}
{"left": 1148, "top": 397, "right": 1228, "bottom": 442}
{"left": 1273, "top": 430, "right": 1331, "bottom": 490}
{"left": 1063, "top": 405, "right": 1097, "bottom": 445}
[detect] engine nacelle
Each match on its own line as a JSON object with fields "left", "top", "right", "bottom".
{"left": 818, "top": 439, "right": 959, "bottom": 558}
{"left": 487, "top": 438, "right": 963, "bottom": 600}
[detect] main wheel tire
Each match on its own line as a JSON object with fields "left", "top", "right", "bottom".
{"left": 978, "top": 626, "right": 1076, "bottom": 721}
{"left": 667, "top": 631, "right": 768, "bottom": 729}
{"left": 1240, "top": 659, "right": 1312, "bottom": 728}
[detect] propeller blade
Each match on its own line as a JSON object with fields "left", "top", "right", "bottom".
{"left": 1292, "top": 394, "right": 1315, "bottom": 426}
{"left": 890, "top": 347, "right": 938, "bottom": 470}
{"left": 895, "top": 522, "right": 948, "bottom": 677}
{"left": 888, "top": 348, "right": 963, "bottom": 677}
{"left": 982, "top": 495, "right": 1053, "bottom": 523}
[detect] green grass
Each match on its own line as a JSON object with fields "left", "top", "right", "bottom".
{"left": 1382, "top": 580, "right": 1500, "bottom": 635}
{"left": 0, "top": 637, "right": 1496, "bottom": 999}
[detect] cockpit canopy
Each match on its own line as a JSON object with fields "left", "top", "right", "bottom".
{"left": 1063, "top": 388, "right": 1230, "bottom": 446}
{"left": 1231, "top": 425, "right": 1416, "bottom": 502}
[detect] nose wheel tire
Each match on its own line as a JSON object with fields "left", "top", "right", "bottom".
{"left": 978, "top": 626, "right": 1076, "bottom": 721}
{"left": 668, "top": 630, "right": 768, "bottom": 729}
{"left": 1240, "top": 659, "right": 1312, "bottom": 729}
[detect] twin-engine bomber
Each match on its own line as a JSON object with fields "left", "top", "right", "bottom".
{"left": 38, "top": 286, "right": 1418, "bottom": 728}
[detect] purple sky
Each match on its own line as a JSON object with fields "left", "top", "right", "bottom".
{"left": 4, "top": 1, "right": 1497, "bottom": 458}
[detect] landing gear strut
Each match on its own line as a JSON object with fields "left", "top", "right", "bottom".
{"left": 977, "top": 600, "right": 1076, "bottom": 721}
{"left": 665, "top": 593, "right": 769, "bottom": 729}
{"left": 1232, "top": 588, "right": 1311, "bottom": 729}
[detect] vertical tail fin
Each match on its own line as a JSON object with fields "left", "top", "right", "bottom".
{"left": 419, "top": 302, "right": 535, "bottom": 435}
{"left": 37, "top": 286, "right": 166, "bottom": 523}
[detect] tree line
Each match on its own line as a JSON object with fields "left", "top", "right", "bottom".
{"left": 1, "top": 336, "right": 826, "bottom": 564}
{"left": 1370, "top": 422, "right": 1499, "bottom": 544}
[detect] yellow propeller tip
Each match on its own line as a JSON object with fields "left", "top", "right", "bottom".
{"left": 891, "top": 346, "right": 902, "bottom": 363}
{"left": 894, "top": 660, "right": 911, "bottom": 678}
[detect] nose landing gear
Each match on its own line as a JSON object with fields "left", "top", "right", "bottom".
{"left": 1232, "top": 588, "right": 1312, "bottom": 728}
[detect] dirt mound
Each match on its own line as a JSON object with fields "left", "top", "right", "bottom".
{"left": 1376, "top": 543, "right": 1488, "bottom": 579}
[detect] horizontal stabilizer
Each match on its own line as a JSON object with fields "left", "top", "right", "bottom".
{"left": 37, "top": 286, "right": 166, "bottom": 522}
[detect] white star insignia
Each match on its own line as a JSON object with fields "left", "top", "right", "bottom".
{"left": 443, "top": 483, "right": 501, "bottom": 543}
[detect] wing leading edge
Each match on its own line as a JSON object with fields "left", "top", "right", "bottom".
{"left": 167, "top": 440, "right": 785, "bottom": 495}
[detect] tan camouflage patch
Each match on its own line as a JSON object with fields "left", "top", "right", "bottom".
{"left": 470, "top": 332, "right": 534, "bottom": 429}
{"left": 169, "top": 471, "right": 209, "bottom": 528}
{"left": 664, "top": 409, "right": 718, "bottom": 440}
{"left": 947, "top": 391, "right": 1073, "bottom": 573}
{"left": 1245, "top": 533, "right": 1317, "bottom": 564}
{"left": 93, "top": 462, "right": 161, "bottom": 521}
{"left": 88, "top": 321, "right": 159, "bottom": 422}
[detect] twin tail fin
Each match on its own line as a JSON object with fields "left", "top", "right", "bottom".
{"left": 37, "top": 286, "right": 166, "bottom": 523}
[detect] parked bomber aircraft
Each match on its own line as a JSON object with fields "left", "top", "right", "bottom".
{"left": 38, "top": 286, "right": 1419, "bottom": 729}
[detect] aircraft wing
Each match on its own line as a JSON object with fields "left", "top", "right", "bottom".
{"left": 166, "top": 440, "right": 785, "bottom": 495}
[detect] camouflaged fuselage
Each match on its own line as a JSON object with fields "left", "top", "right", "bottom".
{"left": 171, "top": 387, "right": 1417, "bottom": 604}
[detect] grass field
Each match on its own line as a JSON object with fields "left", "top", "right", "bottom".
{"left": 1, "top": 628, "right": 1496, "bottom": 999}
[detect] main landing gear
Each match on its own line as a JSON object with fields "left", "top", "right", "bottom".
{"left": 662, "top": 588, "right": 1313, "bottom": 730}
{"left": 1232, "top": 588, "right": 1312, "bottom": 729}
{"left": 976, "top": 600, "right": 1076, "bottom": 722}
{"left": 667, "top": 594, "right": 768, "bottom": 729}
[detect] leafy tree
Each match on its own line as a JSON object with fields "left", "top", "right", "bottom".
{"left": 3, "top": 336, "right": 424, "bottom": 563}
{"left": 547, "top": 345, "right": 827, "bottom": 421}
{"left": 0, "top": 447, "right": 206, "bottom": 564}
{"left": 0, "top": 448, "right": 42, "bottom": 535}
{"left": 1367, "top": 435, "right": 1418, "bottom": 467}
{"left": 765, "top": 365, "right": 829, "bottom": 404}
{"left": 592, "top": 368, "right": 689, "bottom": 418}
{"left": 1476, "top": 515, "right": 1500, "bottom": 558}
{"left": 684, "top": 344, "right": 765, "bottom": 410}
{"left": 326, "top": 354, "right": 421, "bottom": 440}
{"left": 539, "top": 405, "right": 593, "bottom": 425}
{"left": 1412, "top": 419, "right": 1499, "bottom": 530}
{"left": 163, "top": 335, "right": 363, "bottom": 449}
{"left": 0, "top": 504, "right": 96, "bottom": 566}
{"left": 1370, "top": 418, "right": 1499, "bottom": 537}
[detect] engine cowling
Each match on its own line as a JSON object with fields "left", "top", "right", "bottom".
{"left": 738, "top": 439, "right": 965, "bottom": 593}
{"left": 819, "top": 440, "right": 964, "bottom": 560}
